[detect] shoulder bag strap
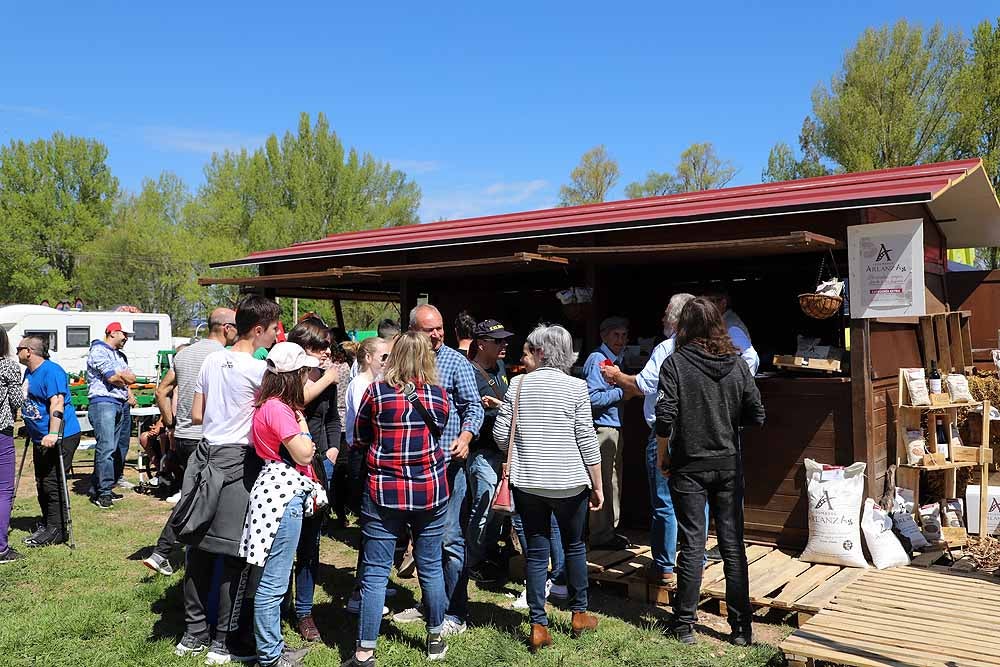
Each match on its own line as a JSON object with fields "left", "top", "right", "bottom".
{"left": 471, "top": 361, "right": 503, "bottom": 399}
{"left": 504, "top": 376, "right": 523, "bottom": 471}
{"left": 402, "top": 382, "right": 442, "bottom": 441}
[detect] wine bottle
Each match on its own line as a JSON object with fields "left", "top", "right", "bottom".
{"left": 928, "top": 359, "right": 942, "bottom": 394}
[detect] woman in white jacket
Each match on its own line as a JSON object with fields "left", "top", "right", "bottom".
{"left": 493, "top": 324, "right": 603, "bottom": 652}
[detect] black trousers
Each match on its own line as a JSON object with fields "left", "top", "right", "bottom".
{"left": 669, "top": 468, "right": 751, "bottom": 632}
{"left": 183, "top": 547, "right": 253, "bottom": 650}
{"left": 33, "top": 433, "right": 80, "bottom": 532}
{"left": 152, "top": 438, "right": 201, "bottom": 558}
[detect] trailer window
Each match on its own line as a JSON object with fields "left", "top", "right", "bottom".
{"left": 66, "top": 326, "right": 91, "bottom": 348}
{"left": 24, "top": 330, "right": 57, "bottom": 353}
{"left": 133, "top": 321, "right": 159, "bottom": 341}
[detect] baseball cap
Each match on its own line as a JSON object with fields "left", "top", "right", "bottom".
{"left": 105, "top": 322, "right": 134, "bottom": 336}
{"left": 266, "top": 342, "right": 320, "bottom": 373}
{"left": 473, "top": 319, "right": 515, "bottom": 339}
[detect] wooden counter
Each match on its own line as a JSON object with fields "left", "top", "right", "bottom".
{"left": 619, "top": 374, "right": 853, "bottom": 550}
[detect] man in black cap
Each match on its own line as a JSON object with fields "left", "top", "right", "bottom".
{"left": 464, "top": 319, "right": 514, "bottom": 585}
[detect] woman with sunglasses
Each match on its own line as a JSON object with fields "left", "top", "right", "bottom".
{"left": 343, "top": 336, "right": 389, "bottom": 614}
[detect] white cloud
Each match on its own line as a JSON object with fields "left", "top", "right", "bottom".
{"left": 420, "top": 179, "right": 553, "bottom": 221}
{"left": 142, "top": 126, "right": 266, "bottom": 155}
{"left": 385, "top": 158, "right": 442, "bottom": 175}
{"left": 0, "top": 104, "right": 76, "bottom": 120}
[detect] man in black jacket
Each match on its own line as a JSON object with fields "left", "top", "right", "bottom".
{"left": 654, "top": 297, "right": 765, "bottom": 647}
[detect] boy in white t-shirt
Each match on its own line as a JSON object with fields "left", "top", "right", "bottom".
{"left": 174, "top": 296, "right": 282, "bottom": 665}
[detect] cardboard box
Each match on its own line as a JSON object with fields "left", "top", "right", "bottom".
{"left": 965, "top": 485, "right": 1000, "bottom": 536}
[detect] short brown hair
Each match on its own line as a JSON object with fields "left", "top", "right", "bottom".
{"left": 255, "top": 368, "right": 306, "bottom": 411}
{"left": 675, "top": 297, "right": 739, "bottom": 357}
{"left": 288, "top": 319, "right": 330, "bottom": 352}
{"left": 383, "top": 331, "right": 438, "bottom": 388}
{"left": 236, "top": 295, "right": 281, "bottom": 337}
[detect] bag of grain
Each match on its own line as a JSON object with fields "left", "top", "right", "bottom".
{"left": 891, "top": 511, "right": 929, "bottom": 550}
{"left": 861, "top": 498, "right": 910, "bottom": 569}
{"left": 919, "top": 503, "right": 943, "bottom": 542}
{"left": 800, "top": 459, "right": 869, "bottom": 568}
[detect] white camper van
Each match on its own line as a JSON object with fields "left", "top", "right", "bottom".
{"left": 0, "top": 305, "right": 173, "bottom": 378}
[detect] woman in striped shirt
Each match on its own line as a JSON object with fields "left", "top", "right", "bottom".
{"left": 493, "top": 324, "right": 604, "bottom": 652}
{"left": 345, "top": 331, "right": 451, "bottom": 666}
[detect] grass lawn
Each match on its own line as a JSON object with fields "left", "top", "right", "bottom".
{"left": 0, "top": 448, "right": 790, "bottom": 666}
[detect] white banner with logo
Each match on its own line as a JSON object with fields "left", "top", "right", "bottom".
{"left": 847, "top": 219, "right": 926, "bottom": 318}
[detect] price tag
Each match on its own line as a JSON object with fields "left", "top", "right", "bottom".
{"left": 821, "top": 465, "right": 845, "bottom": 481}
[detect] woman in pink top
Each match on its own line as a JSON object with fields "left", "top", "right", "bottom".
{"left": 240, "top": 342, "right": 321, "bottom": 667}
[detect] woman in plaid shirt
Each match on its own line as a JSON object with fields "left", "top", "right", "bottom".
{"left": 345, "top": 331, "right": 451, "bottom": 666}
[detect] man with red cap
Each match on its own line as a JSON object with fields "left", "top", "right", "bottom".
{"left": 86, "top": 321, "right": 136, "bottom": 509}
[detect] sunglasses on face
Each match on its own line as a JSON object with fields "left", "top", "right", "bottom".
{"left": 16, "top": 346, "right": 30, "bottom": 352}
{"left": 380, "top": 353, "right": 389, "bottom": 362}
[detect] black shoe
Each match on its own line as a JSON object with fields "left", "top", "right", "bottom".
{"left": 109, "top": 491, "right": 124, "bottom": 501}
{"left": 706, "top": 546, "right": 723, "bottom": 562}
{"left": 91, "top": 495, "right": 114, "bottom": 509}
{"left": 592, "top": 534, "right": 631, "bottom": 550}
{"left": 339, "top": 653, "right": 376, "bottom": 667}
{"left": 174, "top": 633, "right": 210, "bottom": 656}
{"left": 667, "top": 622, "right": 696, "bottom": 645}
{"left": 23, "top": 526, "right": 64, "bottom": 548}
{"left": 730, "top": 627, "right": 753, "bottom": 646}
{"left": 426, "top": 633, "right": 448, "bottom": 661}
{"left": 468, "top": 564, "right": 499, "bottom": 585}
{"left": 22, "top": 522, "right": 46, "bottom": 545}
{"left": 264, "top": 646, "right": 310, "bottom": 667}
{"left": 0, "top": 546, "right": 24, "bottom": 563}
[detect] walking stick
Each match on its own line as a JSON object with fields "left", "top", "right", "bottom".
{"left": 52, "top": 410, "right": 75, "bottom": 550}
{"left": 11, "top": 436, "right": 30, "bottom": 508}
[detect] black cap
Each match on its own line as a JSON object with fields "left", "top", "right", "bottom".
{"left": 473, "top": 319, "right": 515, "bottom": 339}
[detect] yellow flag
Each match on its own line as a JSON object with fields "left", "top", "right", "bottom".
{"left": 948, "top": 248, "right": 976, "bottom": 266}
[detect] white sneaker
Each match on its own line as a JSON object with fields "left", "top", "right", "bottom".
{"left": 115, "top": 477, "right": 136, "bottom": 490}
{"left": 166, "top": 492, "right": 181, "bottom": 505}
{"left": 392, "top": 607, "right": 425, "bottom": 623}
{"left": 513, "top": 580, "right": 555, "bottom": 609}
{"left": 548, "top": 582, "right": 568, "bottom": 600}
{"left": 346, "top": 593, "right": 388, "bottom": 616}
{"left": 439, "top": 618, "right": 467, "bottom": 637}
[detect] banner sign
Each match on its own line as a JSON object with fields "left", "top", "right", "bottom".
{"left": 847, "top": 219, "right": 926, "bottom": 318}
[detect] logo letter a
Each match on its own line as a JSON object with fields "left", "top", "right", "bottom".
{"left": 815, "top": 490, "right": 834, "bottom": 511}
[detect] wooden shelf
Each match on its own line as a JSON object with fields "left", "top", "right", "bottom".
{"left": 899, "top": 401, "right": 982, "bottom": 411}
{"left": 898, "top": 461, "right": 981, "bottom": 472}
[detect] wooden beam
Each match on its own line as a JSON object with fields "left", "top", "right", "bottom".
{"left": 260, "top": 287, "right": 399, "bottom": 303}
{"left": 337, "top": 252, "right": 569, "bottom": 276}
{"left": 537, "top": 231, "right": 841, "bottom": 259}
{"left": 333, "top": 298, "right": 345, "bottom": 330}
{"left": 199, "top": 267, "right": 343, "bottom": 287}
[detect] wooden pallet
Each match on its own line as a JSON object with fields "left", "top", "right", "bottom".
{"left": 781, "top": 565, "right": 1000, "bottom": 666}
{"left": 586, "top": 541, "right": 864, "bottom": 623}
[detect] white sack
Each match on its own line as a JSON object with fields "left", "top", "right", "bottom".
{"left": 800, "top": 459, "right": 869, "bottom": 568}
{"left": 861, "top": 498, "right": 910, "bottom": 569}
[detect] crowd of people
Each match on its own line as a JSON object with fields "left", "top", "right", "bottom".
{"left": 0, "top": 289, "right": 766, "bottom": 666}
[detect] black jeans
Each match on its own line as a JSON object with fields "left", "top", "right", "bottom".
{"left": 33, "top": 433, "right": 80, "bottom": 532}
{"left": 512, "top": 487, "right": 590, "bottom": 627}
{"left": 152, "top": 438, "right": 201, "bottom": 559}
{"left": 669, "top": 468, "right": 751, "bottom": 633}
{"left": 183, "top": 547, "right": 253, "bottom": 650}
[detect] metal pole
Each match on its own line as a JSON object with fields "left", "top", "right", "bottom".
{"left": 52, "top": 411, "right": 74, "bottom": 549}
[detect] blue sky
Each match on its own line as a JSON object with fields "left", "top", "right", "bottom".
{"left": 2, "top": 2, "right": 996, "bottom": 223}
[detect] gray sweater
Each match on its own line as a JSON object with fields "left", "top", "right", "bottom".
{"left": 493, "top": 367, "right": 601, "bottom": 493}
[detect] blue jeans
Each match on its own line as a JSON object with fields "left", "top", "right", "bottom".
{"left": 293, "top": 512, "right": 323, "bottom": 618}
{"left": 646, "top": 433, "right": 677, "bottom": 574}
{"left": 512, "top": 488, "right": 590, "bottom": 626}
{"left": 114, "top": 405, "right": 131, "bottom": 483}
{"left": 359, "top": 494, "right": 447, "bottom": 649}
{"left": 442, "top": 460, "right": 468, "bottom": 623}
{"left": 513, "top": 512, "right": 565, "bottom": 585}
{"left": 255, "top": 492, "right": 307, "bottom": 665}
{"left": 465, "top": 450, "right": 504, "bottom": 569}
{"left": 88, "top": 401, "right": 128, "bottom": 497}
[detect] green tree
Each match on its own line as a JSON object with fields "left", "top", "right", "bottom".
{"left": 627, "top": 142, "right": 736, "bottom": 197}
{"left": 949, "top": 19, "right": 1000, "bottom": 269}
{"left": 559, "top": 145, "right": 620, "bottom": 206}
{"left": 812, "top": 20, "right": 966, "bottom": 171}
{"left": 75, "top": 173, "right": 214, "bottom": 327}
{"left": 0, "top": 133, "right": 119, "bottom": 302}
{"left": 762, "top": 119, "right": 833, "bottom": 182}
{"left": 192, "top": 112, "right": 421, "bottom": 255}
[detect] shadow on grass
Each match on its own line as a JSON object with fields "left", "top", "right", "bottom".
{"left": 148, "top": 577, "right": 187, "bottom": 643}
{"left": 586, "top": 583, "right": 737, "bottom": 644}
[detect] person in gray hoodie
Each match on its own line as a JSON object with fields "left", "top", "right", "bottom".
{"left": 654, "top": 297, "right": 765, "bottom": 648}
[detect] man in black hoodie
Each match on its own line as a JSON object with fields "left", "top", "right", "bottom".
{"left": 654, "top": 298, "right": 765, "bottom": 647}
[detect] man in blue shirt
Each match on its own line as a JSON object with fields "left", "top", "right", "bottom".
{"left": 601, "top": 294, "right": 694, "bottom": 585}
{"left": 583, "top": 316, "right": 633, "bottom": 550}
{"left": 394, "top": 304, "right": 484, "bottom": 637}
{"left": 86, "top": 321, "right": 136, "bottom": 509}
{"left": 17, "top": 335, "right": 82, "bottom": 548}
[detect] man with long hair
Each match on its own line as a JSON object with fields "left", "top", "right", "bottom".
{"left": 172, "top": 295, "right": 281, "bottom": 664}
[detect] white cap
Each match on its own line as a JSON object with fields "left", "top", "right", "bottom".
{"left": 265, "top": 342, "right": 320, "bottom": 373}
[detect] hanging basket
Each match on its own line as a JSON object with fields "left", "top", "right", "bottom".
{"left": 799, "top": 293, "right": 843, "bottom": 320}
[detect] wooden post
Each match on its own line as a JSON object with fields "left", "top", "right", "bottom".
{"left": 399, "top": 277, "right": 416, "bottom": 329}
{"left": 850, "top": 318, "right": 877, "bottom": 497}
{"left": 333, "top": 298, "right": 345, "bottom": 331}
{"left": 980, "top": 400, "right": 991, "bottom": 538}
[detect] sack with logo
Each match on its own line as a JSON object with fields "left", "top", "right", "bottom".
{"left": 891, "top": 511, "right": 929, "bottom": 550}
{"left": 800, "top": 459, "right": 869, "bottom": 568}
{"left": 861, "top": 498, "right": 910, "bottom": 569}
{"left": 919, "top": 503, "right": 943, "bottom": 542}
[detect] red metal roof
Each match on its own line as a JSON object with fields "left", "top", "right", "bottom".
{"left": 214, "top": 159, "right": 986, "bottom": 268}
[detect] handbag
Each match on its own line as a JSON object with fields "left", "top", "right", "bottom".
{"left": 491, "top": 377, "right": 523, "bottom": 516}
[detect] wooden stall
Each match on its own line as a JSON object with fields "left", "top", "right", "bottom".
{"left": 202, "top": 159, "right": 1000, "bottom": 549}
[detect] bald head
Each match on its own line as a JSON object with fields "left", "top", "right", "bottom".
{"left": 409, "top": 304, "right": 445, "bottom": 351}
{"left": 208, "top": 307, "right": 238, "bottom": 344}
